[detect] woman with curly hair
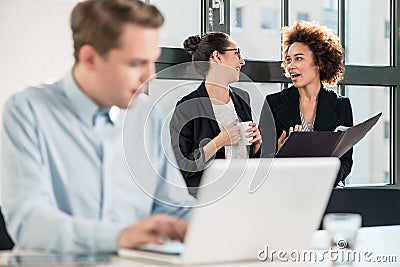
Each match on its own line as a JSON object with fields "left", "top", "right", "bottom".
{"left": 261, "top": 20, "right": 353, "bottom": 186}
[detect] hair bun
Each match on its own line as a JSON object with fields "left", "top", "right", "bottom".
{"left": 183, "top": 35, "right": 201, "bottom": 54}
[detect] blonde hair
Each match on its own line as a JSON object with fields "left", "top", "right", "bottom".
{"left": 71, "top": 0, "right": 164, "bottom": 62}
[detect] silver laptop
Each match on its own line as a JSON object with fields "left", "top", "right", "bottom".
{"left": 118, "top": 157, "right": 340, "bottom": 265}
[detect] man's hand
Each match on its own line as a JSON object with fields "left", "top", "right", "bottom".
{"left": 118, "top": 214, "right": 189, "bottom": 249}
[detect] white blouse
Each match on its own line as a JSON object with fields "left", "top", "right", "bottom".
{"left": 211, "top": 98, "right": 249, "bottom": 159}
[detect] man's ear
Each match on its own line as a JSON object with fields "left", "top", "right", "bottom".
{"left": 78, "top": 45, "right": 98, "bottom": 71}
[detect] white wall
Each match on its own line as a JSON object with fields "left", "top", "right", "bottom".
{"left": 0, "top": 0, "right": 79, "bottom": 203}
{"left": 0, "top": 0, "right": 78, "bottom": 120}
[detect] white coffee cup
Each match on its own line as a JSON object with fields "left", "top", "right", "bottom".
{"left": 238, "top": 121, "right": 253, "bottom": 146}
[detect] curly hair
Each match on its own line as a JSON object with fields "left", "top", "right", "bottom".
{"left": 281, "top": 21, "right": 345, "bottom": 86}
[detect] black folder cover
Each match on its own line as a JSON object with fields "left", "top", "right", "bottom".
{"left": 276, "top": 112, "right": 382, "bottom": 158}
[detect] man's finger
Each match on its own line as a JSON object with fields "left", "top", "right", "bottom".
{"left": 150, "top": 215, "right": 188, "bottom": 241}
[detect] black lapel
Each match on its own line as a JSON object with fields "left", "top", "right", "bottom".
{"left": 314, "top": 87, "right": 339, "bottom": 131}
{"left": 197, "top": 82, "right": 220, "bottom": 136}
{"left": 230, "top": 88, "right": 248, "bottom": 122}
{"left": 274, "top": 86, "right": 301, "bottom": 129}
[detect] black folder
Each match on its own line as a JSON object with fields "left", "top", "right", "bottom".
{"left": 276, "top": 112, "right": 382, "bottom": 158}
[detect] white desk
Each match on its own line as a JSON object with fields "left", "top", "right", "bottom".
{"left": 1, "top": 225, "right": 399, "bottom": 266}
{"left": 309, "top": 225, "right": 400, "bottom": 267}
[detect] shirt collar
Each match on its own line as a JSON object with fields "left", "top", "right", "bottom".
{"left": 92, "top": 106, "right": 121, "bottom": 126}
{"left": 61, "top": 70, "right": 121, "bottom": 127}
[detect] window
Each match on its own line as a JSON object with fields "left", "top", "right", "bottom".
{"left": 384, "top": 171, "right": 390, "bottom": 183}
{"left": 323, "top": 0, "right": 335, "bottom": 10}
{"left": 231, "top": 82, "right": 281, "bottom": 121}
{"left": 157, "top": 0, "right": 400, "bottom": 188}
{"left": 261, "top": 9, "right": 279, "bottom": 30}
{"left": 384, "top": 20, "right": 390, "bottom": 39}
{"left": 230, "top": 0, "right": 281, "bottom": 60}
{"left": 346, "top": 86, "right": 390, "bottom": 185}
{"left": 323, "top": 1, "right": 338, "bottom": 34}
{"left": 297, "top": 12, "right": 310, "bottom": 21}
{"left": 289, "top": 0, "right": 338, "bottom": 34}
{"left": 150, "top": 0, "right": 201, "bottom": 47}
{"left": 345, "top": 0, "right": 390, "bottom": 65}
{"left": 235, "top": 7, "right": 243, "bottom": 28}
{"left": 384, "top": 120, "right": 390, "bottom": 140}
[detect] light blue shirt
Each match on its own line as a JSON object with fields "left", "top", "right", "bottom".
{"left": 1, "top": 71, "right": 196, "bottom": 254}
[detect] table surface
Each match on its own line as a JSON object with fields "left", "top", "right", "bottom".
{"left": 0, "top": 225, "right": 399, "bottom": 267}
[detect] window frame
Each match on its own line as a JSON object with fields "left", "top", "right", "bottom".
{"left": 155, "top": 0, "right": 400, "bottom": 189}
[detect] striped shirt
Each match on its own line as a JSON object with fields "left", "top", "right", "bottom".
{"left": 300, "top": 109, "right": 314, "bottom": 132}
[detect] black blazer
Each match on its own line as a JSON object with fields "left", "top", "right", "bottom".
{"left": 170, "top": 82, "right": 260, "bottom": 189}
{"left": 261, "top": 85, "right": 353, "bottom": 186}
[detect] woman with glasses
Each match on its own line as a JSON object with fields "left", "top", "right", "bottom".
{"left": 260, "top": 21, "right": 353, "bottom": 186}
{"left": 170, "top": 32, "right": 262, "bottom": 196}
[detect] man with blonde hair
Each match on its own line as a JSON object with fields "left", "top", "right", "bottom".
{"left": 1, "top": 0, "right": 195, "bottom": 254}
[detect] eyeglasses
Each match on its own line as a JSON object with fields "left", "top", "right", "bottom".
{"left": 221, "top": 48, "right": 242, "bottom": 60}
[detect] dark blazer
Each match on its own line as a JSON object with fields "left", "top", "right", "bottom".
{"left": 170, "top": 82, "right": 260, "bottom": 190}
{"left": 262, "top": 85, "right": 353, "bottom": 186}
